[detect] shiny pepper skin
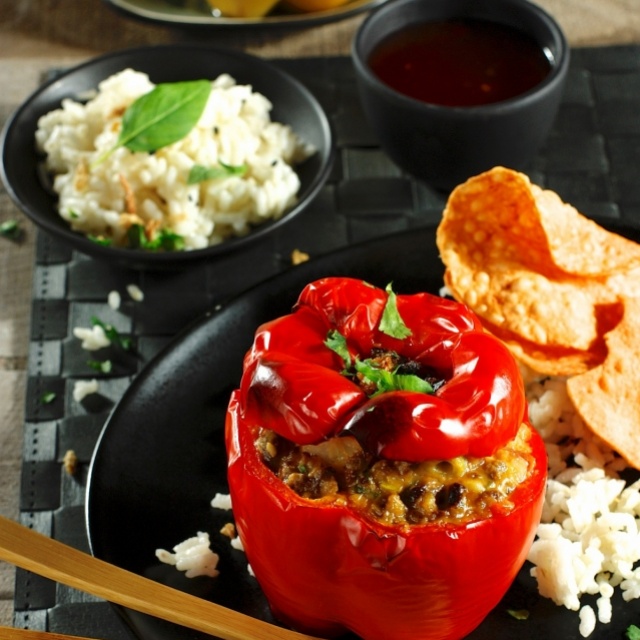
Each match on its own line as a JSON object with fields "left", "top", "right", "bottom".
{"left": 240, "top": 277, "right": 526, "bottom": 460}
{"left": 226, "top": 277, "right": 547, "bottom": 640}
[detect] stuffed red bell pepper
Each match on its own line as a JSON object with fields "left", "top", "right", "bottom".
{"left": 225, "top": 277, "right": 547, "bottom": 640}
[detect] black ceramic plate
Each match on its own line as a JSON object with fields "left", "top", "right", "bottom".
{"left": 103, "top": 0, "right": 388, "bottom": 29}
{"left": 0, "top": 44, "right": 333, "bottom": 269}
{"left": 86, "top": 223, "right": 640, "bottom": 640}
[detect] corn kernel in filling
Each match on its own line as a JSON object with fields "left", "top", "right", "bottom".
{"left": 255, "top": 422, "right": 536, "bottom": 526}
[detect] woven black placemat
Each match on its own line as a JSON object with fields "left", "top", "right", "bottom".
{"left": 13, "top": 47, "right": 640, "bottom": 638}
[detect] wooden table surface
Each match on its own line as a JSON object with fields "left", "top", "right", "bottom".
{"left": 1, "top": 0, "right": 639, "bottom": 630}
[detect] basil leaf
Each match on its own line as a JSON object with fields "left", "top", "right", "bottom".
{"left": 379, "top": 283, "right": 412, "bottom": 339}
{"left": 325, "top": 329, "right": 352, "bottom": 371}
{"left": 187, "top": 161, "right": 247, "bottom": 185}
{"left": 93, "top": 80, "right": 211, "bottom": 165}
{"left": 355, "top": 360, "right": 433, "bottom": 396}
{"left": 118, "top": 79, "right": 211, "bottom": 153}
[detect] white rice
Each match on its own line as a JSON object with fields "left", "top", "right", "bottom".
{"left": 107, "top": 290, "right": 121, "bottom": 310}
{"left": 126, "top": 283, "right": 144, "bottom": 302}
{"left": 525, "top": 369, "right": 640, "bottom": 637}
{"left": 211, "top": 492, "right": 233, "bottom": 510}
{"left": 156, "top": 531, "right": 220, "bottom": 578}
{"left": 72, "top": 378, "right": 99, "bottom": 402}
{"left": 35, "top": 69, "right": 315, "bottom": 250}
{"left": 72, "top": 324, "right": 110, "bottom": 350}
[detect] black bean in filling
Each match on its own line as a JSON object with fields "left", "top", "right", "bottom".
{"left": 255, "top": 424, "right": 535, "bottom": 527}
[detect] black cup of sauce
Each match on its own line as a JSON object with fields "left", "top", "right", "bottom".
{"left": 352, "top": 0, "right": 569, "bottom": 190}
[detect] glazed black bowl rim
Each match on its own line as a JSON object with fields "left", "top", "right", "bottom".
{"left": 352, "top": 0, "right": 570, "bottom": 116}
{"left": 0, "top": 43, "right": 335, "bottom": 269}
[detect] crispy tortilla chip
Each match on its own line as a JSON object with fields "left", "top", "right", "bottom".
{"left": 567, "top": 296, "right": 640, "bottom": 470}
{"left": 437, "top": 167, "right": 640, "bottom": 372}
{"left": 479, "top": 315, "right": 609, "bottom": 377}
{"left": 534, "top": 186, "right": 640, "bottom": 277}
{"left": 436, "top": 167, "right": 561, "bottom": 279}
{"left": 437, "top": 167, "right": 640, "bottom": 280}
{"left": 444, "top": 267, "right": 612, "bottom": 350}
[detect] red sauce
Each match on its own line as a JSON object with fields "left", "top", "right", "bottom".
{"left": 368, "top": 19, "right": 552, "bottom": 107}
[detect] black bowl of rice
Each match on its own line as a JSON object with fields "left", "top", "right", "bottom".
{"left": 0, "top": 44, "right": 334, "bottom": 269}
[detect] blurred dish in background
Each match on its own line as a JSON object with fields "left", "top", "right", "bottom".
{"left": 204, "top": 0, "right": 351, "bottom": 17}
{"left": 104, "top": 0, "right": 389, "bottom": 27}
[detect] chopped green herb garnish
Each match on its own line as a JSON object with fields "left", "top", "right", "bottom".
{"left": 627, "top": 625, "right": 640, "bottom": 640}
{"left": 126, "top": 224, "right": 147, "bottom": 249}
{"left": 88, "top": 235, "right": 112, "bottom": 246}
{"left": 506, "top": 609, "right": 530, "bottom": 621}
{"left": 324, "top": 329, "right": 352, "bottom": 371}
{"left": 68, "top": 209, "right": 80, "bottom": 220}
{"left": 152, "top": 228, "right": 185, "bottom": 251}
{"left": 40, "top": 391, "right": 57, "bottom": 404}
{"left": 87, "top": 359, "right": 112, "bottom": 374}
{"left": 379, "top": 283, "right": 412, "bottom": 339}
{"left": 325, "top": 329, "right": 434, "bottom": 397}
{"left": 354, "top": 359, "right": 433, "bottom": 396}
{"left": 126, "top": 224, "right": 185, "bottom": 252}
{"left": 90, "top": 316, "right": 131, "bottom": 351}
{"left": 0, "top": 219, "right": 23, "bottom": 240}
{"left": 187, "top": 161, "right": 247, "bottom": 184}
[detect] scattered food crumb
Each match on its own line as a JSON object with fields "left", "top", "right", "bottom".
{"left": 63, "top": 449, "right": 78, "bottom": 475}
{"left": 108, "top": 290, "right": 121, "bottom": 310}
{"left": 220, "top": 522, "right": 236, "bottom": 539}
{"left": 73, "top": 378, "right": 99, "bottom": 402}
{"left": 211, "top": 493, "right": 232, "bottom": 510}
{"left": 291, "top": 248, "right": 310, "bottom": 265}
{"left": 127, "top": 284, "right": 144, "bottom": 302}
{"left": 247, "top": 563, "right": 255, "bottom": 577}
{"left": 73, "top": 325, "right": 110, "bottom": 350}
{"left": 156, "top": 532, "right": 220, "bottom": 578}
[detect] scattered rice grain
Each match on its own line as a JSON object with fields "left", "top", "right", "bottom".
{"left": 73, "top": 379, "right": 99, "bottom": 402}
{"left": 127, "top": 284, "right": 144, "bottom": 301}
{"left": 156, "top": 531, "right": 220, "bottom": 578}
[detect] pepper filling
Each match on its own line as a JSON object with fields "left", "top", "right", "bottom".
{"left": 255, "top": 421, "right": 536, "bottom": 527}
